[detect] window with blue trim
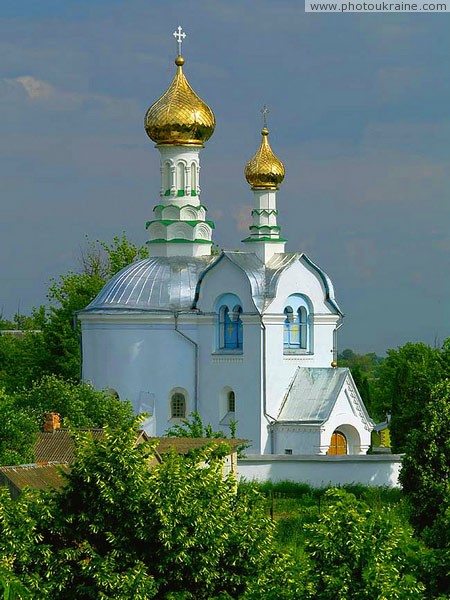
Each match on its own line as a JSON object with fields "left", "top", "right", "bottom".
{"left": 217, "top": 294, "right": 244, "bottom": 351}
{"left": 219, "top": 305, "right": 243, "bottom": 350}
{"left": 283, "top": 295, "right": 311, "bottom": 352}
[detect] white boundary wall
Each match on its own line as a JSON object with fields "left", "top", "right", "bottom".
{"left": 238, "top": 454, "right": 403, "bottom": 488}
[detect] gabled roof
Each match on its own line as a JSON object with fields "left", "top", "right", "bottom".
{"left": 35, "top": 429, "right": 151, "bottom": 464}
{"left": 0, "top": 464, "right": 69, "bottom": 499}
{"left": 195, "top": 251, "right": 343, "bottom": 315}
{"left": 277, "top": 367, "right": 354, "bottom": 424}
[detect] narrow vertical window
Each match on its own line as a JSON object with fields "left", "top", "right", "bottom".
{"left": 191, "top": 162, "right": 197, "bottom": 195}
{"left": 218, "top": 305, "right": 243, "bottom": 350}
{"left": 163, "top": 162, "right": 171, "bottom": 193}
{"left": 176, "top": 162, "right": 185, "bottom": 193}
{"left": 228, "top": 391, "right": 236, "bottom": 413}
{"left": 299, "top": 306, "right": 307, "bottom": 350}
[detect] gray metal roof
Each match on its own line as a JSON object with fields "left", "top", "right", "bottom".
{"left": 81, "top": 251, "right": 342, "bottom": 315}
{"left": 277, "top": 367, "right": 349, "bottom": 423}
{"left": 82, "top": 256, "right": 216, "bottom": 313}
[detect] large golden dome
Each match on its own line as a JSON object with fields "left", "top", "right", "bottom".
{"left": 245, "top": 127, "right": 285, "bottom": 189}
{"left": 145, "top": 56, "right": 215, "bottom": 146}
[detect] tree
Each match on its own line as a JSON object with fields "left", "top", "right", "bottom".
{"left": 0, "top": 424, "right": 279, "bottom": 599}
{"left": 400, "top": 380, "right": 450, "bottom": 540}
{"left": 337, "top": 349, "right": 382, "bottom": 415}
{"left": 0, "top": 390, "right": 38, "bottom": 466}
{"left": 13, "top": 374, "right": 135, "bottom": 430}
{"left": 371, "top": 342, "right": 445, "bottom": 452}
{"left": 166, "top": 411, "right": 225, "bottom": 438}
{"left": 303, "top": 489, "right": 425, "bottom": 599}
{"left": 399, "top": 380, "right": 450, "bottom": 598}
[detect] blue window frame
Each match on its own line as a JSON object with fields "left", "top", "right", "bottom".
{"left": 284, "top": 305, "right": 308, "bottom": 350}
{"left": 219, "top": 305, "right": 243, "bottom": 350}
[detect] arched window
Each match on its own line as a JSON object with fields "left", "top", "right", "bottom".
{"left": 220, "top": 305, "right": 243, "bottom": 349}
{"left": 228, "top": 391, "right": 236, "bottom": 413}
{"left": 283, "top": 295, "right": 311, "bottom": 352}
{"left": 176, "top": 162, "right": 185, "bottom": 194}
{"left": 216, "top": 294, "right": 244, "bottom": 352}
{"left": 163, "top": 162, "right": 171, "bottom": 194}
{"left": 170, "top": 392, "right": 186, "bottom": 419}
{"left": 191, "top": 161, "right": 197, "bottom": 195}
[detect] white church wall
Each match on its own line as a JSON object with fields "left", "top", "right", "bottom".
{"left": 81, "top": 318, "right": 196, "bottom": 435}
{"left": 238, "top": 454, "right": 403, "bottom": 488}
{"left": 196, "top": 315, "right": 264, "bottom": 453}
{"left": 273, "top": 425, "right": 320, "bottom": 454}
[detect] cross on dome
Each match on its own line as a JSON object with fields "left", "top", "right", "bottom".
{"left": 261, "top": 104, "right": 269, "bottom": 129}
{"left": 173, "top": 26, "right": 186, "bottom": 56}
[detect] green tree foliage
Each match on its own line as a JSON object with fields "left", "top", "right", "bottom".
{"left": 372, "top": 342, "right": 446, "bottom": 452}
{"left": 0, "top": 390, "right": 38, "bottom": 466}
{"left": 13, "top": 374, "right": 135, "bottom": 430}
{"left": 400, "top": 380, "right": 450, "bottom": 597}
{"left": 0, "top": 377, "right": 135, "bottom": 466}
{"left": 166, "top": 412, "right": 224, "bottom": 438}
{"left": 303, "top": 489, "right": 425, "bottom": 599}
{"left": 337, "top": 349, "right": 382, "bottom": 415}
{"left": 0, "top": 424, "right": 279, "bottom": 599}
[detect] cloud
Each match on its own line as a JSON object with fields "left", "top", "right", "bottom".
{"left": 234, "top": 204, "right": 253, "bottom": 233}
{"left": 15, "top": 75, "right": 53, "bottom": 99}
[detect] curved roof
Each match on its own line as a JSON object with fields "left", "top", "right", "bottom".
{"left": 82, "top": 256, "right": 216, "bottom": 313}
{"left": 81, "top": 251, "right": 342, "bottom": 316}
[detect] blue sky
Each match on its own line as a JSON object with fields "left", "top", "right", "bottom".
{"left": 0, "top": 0, "right": 449, "bottom": 353}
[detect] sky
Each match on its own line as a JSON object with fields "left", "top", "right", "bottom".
{"left": 0, "top": 0, "right": 449, "bottom": 354}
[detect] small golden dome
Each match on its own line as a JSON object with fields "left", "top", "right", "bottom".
{"left": 145, "top": 56, "right": 215, "bottom": 146}
{"left": 245, "top": 127, "right": 285, "bottom": 189}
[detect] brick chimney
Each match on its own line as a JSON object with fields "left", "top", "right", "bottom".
{"left": 43, "top": 413, "right": 61, "bottom": 432}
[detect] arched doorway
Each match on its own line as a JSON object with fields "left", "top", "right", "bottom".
{"left": 327, "top": 431, "right": 347, "bottom": 455}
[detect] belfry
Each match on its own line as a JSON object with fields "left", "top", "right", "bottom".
{"left": 79, "top": 28, "right": 373, "bottom": 457}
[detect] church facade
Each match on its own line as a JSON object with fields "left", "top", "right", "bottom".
{"left": 79, "top": 29, "right": 373, "bottom": 456}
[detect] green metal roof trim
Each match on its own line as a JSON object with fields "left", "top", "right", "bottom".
{"left": 241, "top": 236, "right": 288, "bottom": 242}
{"left": 153, "top": 204, "right": 207, "bottom": 212}
{"left": 145, "top": 219, "right": 215, "bottom": 229}
{"left": 146, "top": 238, "right": 212, "bottom": 244}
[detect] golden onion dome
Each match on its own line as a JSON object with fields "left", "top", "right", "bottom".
{"left": 144, "top": 55, "right": 215, "bottom": 146}
{"left": 245, "top": 127, "right": 285, "bottom": 189}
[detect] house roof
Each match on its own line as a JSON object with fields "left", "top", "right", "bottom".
{"left": 276, "top": 367, "right": 350, "bottom": 423}
{"left": 35, "top": 429, "right": 150, "bottom": 464}
{"left": 0, "top": 463, "right": 69, "bottom": 495}
{"left": 149, "top": 437, "right": 245, "bottom": 455}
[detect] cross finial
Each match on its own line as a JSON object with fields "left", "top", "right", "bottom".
{"left": 173, "top": 26, "right": 186, "bottom": 56}
{"left": 261, "top": 104, "right": 270, "bottom": 128}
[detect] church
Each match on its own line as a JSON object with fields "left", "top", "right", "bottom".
{"left": 79, "top": 28, "right": 373, "bottom": 456}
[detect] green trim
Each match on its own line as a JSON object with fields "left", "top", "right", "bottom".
{"left": 251, "top": 209, "right": 278, "bottom": 216}
{"left": 146, "top": 219, "right": 215, "bottom": 229}
{"left": 146, "top": 238, "right": 212, "bottom": 245}
{"left": 163, "top": 190, "right": 198, "bottom": 198}
{"left": 249, "top": 224, "right": 281, "bottom": 231}
{"left": 242, "top": 236, "right": 288, "bottom": 243}
{"left": 153, "top": 204, "right": 207, "bottom": 212}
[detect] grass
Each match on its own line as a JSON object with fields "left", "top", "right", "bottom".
{"left": 239, "top": 480, "right": 408, "bottom": 557}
